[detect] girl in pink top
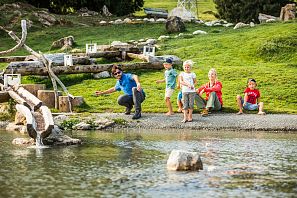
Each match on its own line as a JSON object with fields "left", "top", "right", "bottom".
{"left": 236, "top": 78, "right": 265, "bottom": 115}
{"left": 196, "top": 68, "right": 223, "bottom": 116}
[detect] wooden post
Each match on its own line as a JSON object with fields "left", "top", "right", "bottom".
{"left": 59, "top": 96, "right": 84, "bottom": 112}
{"left": 21, "top": 84, "right": 46, "bottom": 96}
{"left": 0, "top": 91, "right": 10, "bottom": 103}
{"left": 37, "top": 90, "right": 62, "bottom": 108}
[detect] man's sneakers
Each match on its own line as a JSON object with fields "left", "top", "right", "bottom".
{"left": 124, "top": 107, "right": 132, "bottom": 115}
{"left": 132, "top": 111, "right": 141, "bottom": 119}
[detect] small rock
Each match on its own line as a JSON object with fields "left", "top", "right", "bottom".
{"left": 156, "top": 18, "right": 166, "bottom": 23}
{"left": 158, "top": 35, "right": 170, "bottom": 40}
{"left": 193, "top": 30, "right": 207, "bottom": 35}
{"left": 100, "top": 21, "right": 107, "bottom": 24}
{"left": 114, "top": 19, "right": 123, "bottom": 24}
{"left": 146, "top": 39, "right": 157, "bottom": 45}
{"left": 234, "top": 22, "right": 249, "bottom": 29}
{"left": 53, "top": 115, "right": 68, "bottom": 127}
{"left": 93, "top": 71, "right": 110, "bottom": 79}
{"left": 123, "top": 18, "right": 132, "bottom": 23}
{"left": 73, "top": 122, "right": 91, "bottom": 130}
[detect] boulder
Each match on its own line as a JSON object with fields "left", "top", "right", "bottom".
{"left": 50, "top": 36, "right": 75, "bottom": 50}
{"left": 15, "top": 111, "right": 26, "bottom": 125}
{"left": 43, "top": 134, "right": 81, "bottom": 146}
{"left": 280, "top": 4, "right": 296, "bottom": 21}
{"left": 166, "top": 16, "right": 186, "bottom": 33}
{"left": 167, "top": 150, "right": 203, "bottom": 171}
{"left": 258, "top": 13, "right": 278, "bottom": 23}
{"left": 33, "top": 11, "right": 57, "bottom": 26}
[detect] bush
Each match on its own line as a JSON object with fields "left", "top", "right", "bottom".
{"left": 214, "top": 0, "right": 295, "bottom": 23}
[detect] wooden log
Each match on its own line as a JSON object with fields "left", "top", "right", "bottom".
{"left": 8, "top": 90, "right": 30, "bottom": 109}
{"left": 59, "top": 96, "right": 84, "bottom": 112}
{"left": 84, "top": 51, "right": 121, "bottom": 58}
{"left": 127, "top": 53, "right": 149, "bottom": 62}
{"left": 0, "top": 56, "right": 26, "bottom": 63}
{"left": 37, "top": 90, "right": 62, "bottom": 108}
{"left": 15, "top": 87, "right": 42, "bottom": 111}
{"left": 39, "top": 106, "right": 54, "bottom": 138}
{"left": 15, "top": 104, "right": 37, "bottom": 139}
{"left": 21, "top": 84, "right": 46, "bottom": 96}
{"left": 0, "top": 91, "right": 10, "bottom": 103}
{"left": 4, "top": 62, "right": 164, "bottom": 76}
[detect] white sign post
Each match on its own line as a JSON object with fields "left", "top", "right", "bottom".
{"left": 4, "top": 74, "right": 21, "bottom": 88}
{"left": 86, "top": 43, "right": 97, "bottom": 54}
{"left": 64, "top": 54, "right": 73, "bottom": 66}
{"left": 143, "top": 45, "right": 155, "bottom": 56}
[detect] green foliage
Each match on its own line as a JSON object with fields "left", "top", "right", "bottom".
{"left": 8, "top": 99, "right": 16, "bottom": 114}
{"left": 112, "top": 118, "right": 127, "bottom": 125}
{"left": 213, "top": 0, "right": 295, "bottom": 23}
{"left": 60, "top": 118, "right": 80, "bottom": 130}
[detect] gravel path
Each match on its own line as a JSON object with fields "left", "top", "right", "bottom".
{"left": 96, "top": 112, "right": 297, "bottom": 132}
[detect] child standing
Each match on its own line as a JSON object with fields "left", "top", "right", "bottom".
{"left": 236, "top": 78, "right": 265, "bottom": 115}
{"left": 180, "top": 60, "right": 197, "bottom": 122}
{"left": 156, "top": 58, "right": 178, "bottom": 116}
{"left": 176, "top": 74, "right": 183, "bottom": 112}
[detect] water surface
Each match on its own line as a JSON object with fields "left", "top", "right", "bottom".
{"left": 0, "top": 129, "right": 296, "bottom": 197}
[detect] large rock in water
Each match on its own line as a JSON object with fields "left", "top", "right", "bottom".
{"left": 166, "top": 16, "right": 186, "bottom": 33}
{"left": 167, "top": 150, "right": 203, "bottom": 171}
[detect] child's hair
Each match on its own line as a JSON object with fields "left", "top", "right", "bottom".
{"left": 247, "top": 78, "right": 256, "bottom": 84}
{"left": 183, "top": 60, "right": 194, "bottom": 69}
{"left": 208, "top": 68, "right": 218, "bottom": 81}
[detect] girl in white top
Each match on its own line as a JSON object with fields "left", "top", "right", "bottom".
{"left": 180, "top": 60, "right": 197, "bottom": 122}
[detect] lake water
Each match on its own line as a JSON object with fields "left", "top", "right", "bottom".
{"left": 0, "top": 129, "right": 296, "bottom": 197}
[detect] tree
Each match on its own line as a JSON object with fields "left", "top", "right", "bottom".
{"left": 214, "top": 0, "right": 295, "bottom": 23}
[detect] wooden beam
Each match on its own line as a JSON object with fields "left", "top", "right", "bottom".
{"left": 4, "top": 62, "right": 164, "bottom": 76}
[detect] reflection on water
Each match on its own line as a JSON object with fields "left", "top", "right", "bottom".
{"left": 0, "top": 129, "right": 296, "bottom": 197}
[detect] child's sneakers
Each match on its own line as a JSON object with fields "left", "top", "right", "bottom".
{"left": 201, "top": 109, "right": 208, "bottom": 117}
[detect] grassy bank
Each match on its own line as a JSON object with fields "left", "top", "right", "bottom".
{"left": 1, "top": 18, "right": 296, "bottom": 113}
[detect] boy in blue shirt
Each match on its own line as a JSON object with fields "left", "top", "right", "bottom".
{"left": 156, "top": 58, "right": 178, "bottom": 115}
{"left": 95, "top": 65, "right": 145, "bottom": 119}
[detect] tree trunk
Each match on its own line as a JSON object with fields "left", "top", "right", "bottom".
{"left": 4, "top": 62, "right": 164, "bottom": 76}
{"left": 0, "top": 56, "right": 26, "bottom": 62}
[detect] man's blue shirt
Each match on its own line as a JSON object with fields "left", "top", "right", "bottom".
{"left": 114, "top": 73, "right": 137, "bottom": 96}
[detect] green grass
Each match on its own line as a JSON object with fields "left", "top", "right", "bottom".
{"left": 1, "top": 18, "right": 297, "bottom": 114}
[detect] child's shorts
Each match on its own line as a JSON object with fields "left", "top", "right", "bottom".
{"left": 165, "top": 88, "right": 174, "bottom": 98}
{"left": 241, "top": 99, "right": 258, "bottom": 110}
{"left": 177, "top": 90, "right": 182, "bottom": 101}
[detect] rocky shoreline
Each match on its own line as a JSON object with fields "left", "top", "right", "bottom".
{"left": 1, "top": 112, "right": 297, "bottom": 138}
{"left": 99, "top": 113, "right": 297, "bottom": 132}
